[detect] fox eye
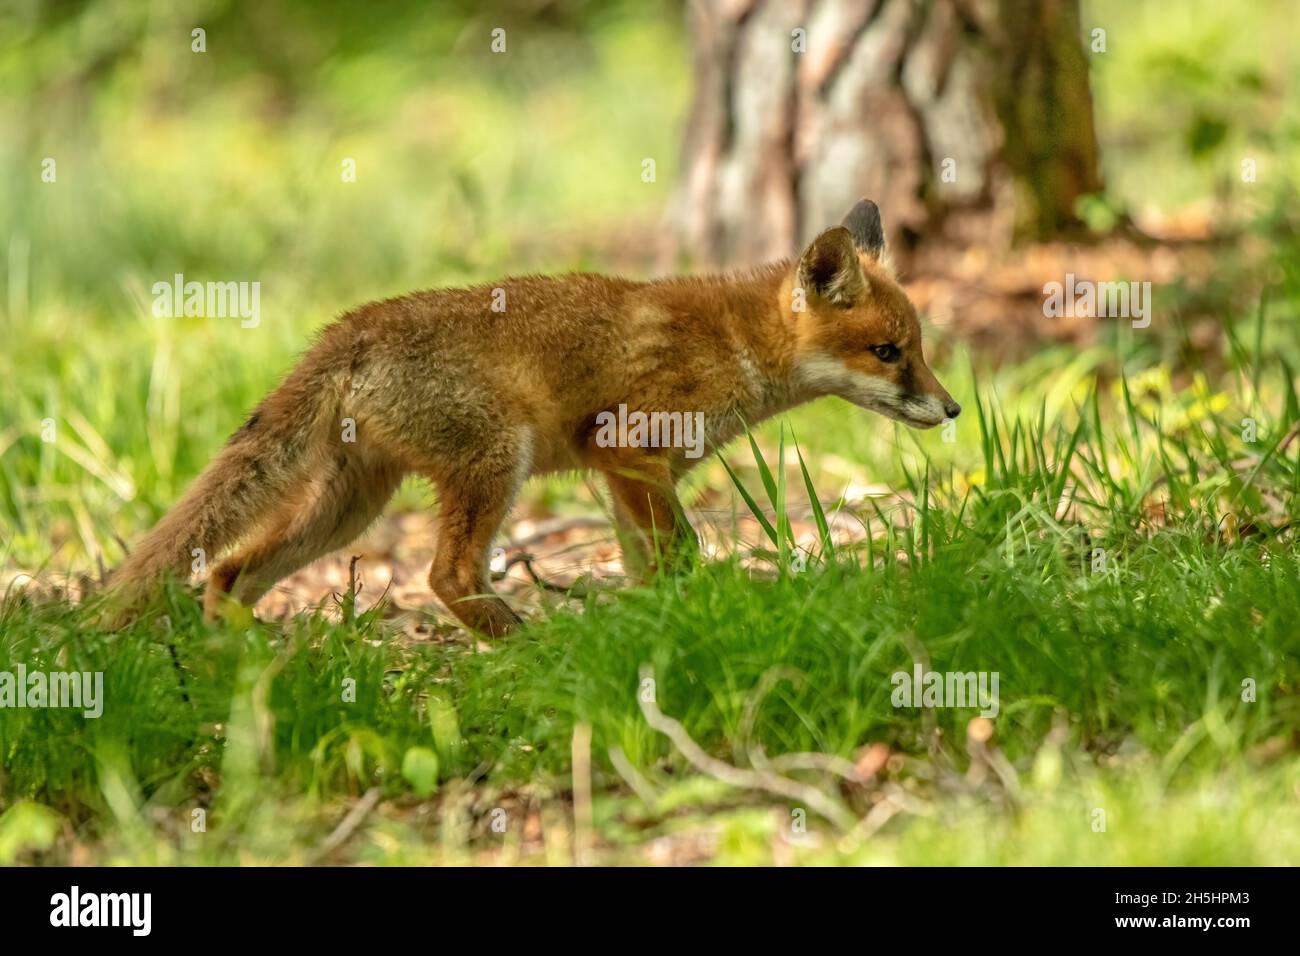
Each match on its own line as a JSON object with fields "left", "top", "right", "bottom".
{"left": 870, "top": 344, "right": 901, "bottom": 363}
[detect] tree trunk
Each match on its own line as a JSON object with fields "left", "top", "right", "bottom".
{"left": 671, "top": 0, "right": 1103, "bottom": 268}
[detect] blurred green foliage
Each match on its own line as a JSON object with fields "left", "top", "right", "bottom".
{"left": 2, "top": 0, "right": 1300, "bottom": 868}
{"left": 0, "top": 0, "right": 686, "bottom": 562}
{"left": 1087, "top": 0, "right": 1300, "bottom": 212}
{"left": 2, "top": 0, "right": 1298, "bottom": 571}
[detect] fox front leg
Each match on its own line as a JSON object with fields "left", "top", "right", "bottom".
{"left": 603, "top": 467, "right": 699, "bottom": 579}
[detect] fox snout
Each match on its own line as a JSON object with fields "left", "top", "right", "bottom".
{"left": 902, "top": 393, "right": 961, "bottom": 428}
{"left": 879, "top": 383, "right": 959, "bottom": 429}
{"left": 796, "top": 354, "right": 959, "bottom": 429}
{"left": 905, "top": 364, "right": 961, "bottom": 427}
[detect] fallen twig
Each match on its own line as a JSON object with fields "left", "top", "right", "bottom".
{"left": 607, "top": 745, "right": 659, "bottom": 806}
{"left": 572, "top": 723, "right": 594, "bottom": 866}
{"left": 492, "top": 551, "right": 591, "bottom": 599}
{"left": 637, "top": 665, "right": 857, "bottom": 830}
{"left": 311, "top": 787, "right": 381, "bottom": 863}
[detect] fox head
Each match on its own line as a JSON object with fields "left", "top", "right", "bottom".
{"left": 788, "top": 200, "right": 959, "bottom": 429}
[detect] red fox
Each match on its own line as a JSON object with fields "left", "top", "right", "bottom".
{"left": 108, "top": 200, "right": 959, "bottom": 635}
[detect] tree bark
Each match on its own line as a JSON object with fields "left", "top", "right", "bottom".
{"left": 671, "top": 0, "right": 1103, "bottom": 268}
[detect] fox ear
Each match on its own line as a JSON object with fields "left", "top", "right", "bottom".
{"left": 842, "top": 199, "right": 886, "bottom": 262}
{"left": 797, "top": 227, "right": 867, "bottom": 307}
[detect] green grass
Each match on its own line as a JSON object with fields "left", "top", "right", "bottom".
{"left": 3, "top": 350, "right": 1298, "bottom": 863}
{"left": 4, "top": 0, "right": 1300, "bottom": 865}
{"left": 0, "top": 2, "right": 687, "bottom": 566}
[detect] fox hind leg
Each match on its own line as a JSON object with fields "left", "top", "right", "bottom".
{"left": 204, "top": 455, "right": 404, "bottom": 620}
{"left": 428, "top": 432, "right": 531, "bottom": 638}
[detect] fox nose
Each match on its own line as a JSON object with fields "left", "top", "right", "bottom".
{"left": 944, "top": 400, "right": 962, "bottom": 419}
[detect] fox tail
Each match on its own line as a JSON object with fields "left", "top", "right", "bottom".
{"left": 106, "top": 367, "right": 337, "bottom": 611}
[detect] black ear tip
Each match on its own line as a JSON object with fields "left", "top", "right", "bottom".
{"left": 845, "top": 198, "right": 881, "bottom": 223}
{"left": 842, "top": 199, "right": 885, "bottom": 254}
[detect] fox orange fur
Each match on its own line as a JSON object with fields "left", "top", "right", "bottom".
{"left": 108, "top": 200, "right": 959, "bottom": 635}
